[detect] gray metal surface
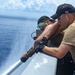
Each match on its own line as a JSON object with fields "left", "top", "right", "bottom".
{"left": 21, "top": 53, "right": 57, "bottom": 75}
{"left": 2, "top": 60, "right": 22, "bottom": 75}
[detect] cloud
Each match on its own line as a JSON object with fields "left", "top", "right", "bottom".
{"left": 0, "top": 0, "right": 75, "bottom": 14}
{"left": 52, "top": 0, "right": 75, "bottom": 6}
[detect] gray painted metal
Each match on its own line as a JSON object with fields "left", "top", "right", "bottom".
{"left": 2, "top": 60, "right": 22, "bottom": 75}
{"left": 21, "top": 52, "right": 57, "bottom": 75}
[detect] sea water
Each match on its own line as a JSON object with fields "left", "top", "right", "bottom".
{"left": 0, "top": 16, "right": 37, "bottom": 75}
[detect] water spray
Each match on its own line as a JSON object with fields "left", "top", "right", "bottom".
{"left": 2, "top": 47, "right": 35, "bottom": 75}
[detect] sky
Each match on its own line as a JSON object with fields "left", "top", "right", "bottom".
{"left": 0, "top": 0, "right": 75, "bottom": 18}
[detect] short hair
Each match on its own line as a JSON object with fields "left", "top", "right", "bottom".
{"left": 37, "top": 16, "right": 55, "bottom": 24}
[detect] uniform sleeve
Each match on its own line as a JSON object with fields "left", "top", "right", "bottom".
{"left": 62, "top": 26, "right": 75, "bottom": 46}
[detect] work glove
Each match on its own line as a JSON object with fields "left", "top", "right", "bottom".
{"left": 34, "top": 37, "right": 48, "bottom": 49}
{"left": 35, "top": 44, "right": 45, "bottom": 53}
{"left": 40, "top": 37, "right": 48, "bottom": 45}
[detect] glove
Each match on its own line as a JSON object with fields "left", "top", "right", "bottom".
{"left": 34, "top": 37, "right": 48, "bottom": 49}
{"left": 39, "top": 37, "right": 48, "bottom": 45}
{"left": 35, "top": 44, "right": 45, "bottom": 53}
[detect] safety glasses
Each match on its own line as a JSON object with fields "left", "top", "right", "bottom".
{"left": 37, "top": 22, "right": 45, "bottom": 30}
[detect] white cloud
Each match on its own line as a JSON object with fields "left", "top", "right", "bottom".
{"left": 0, "top": 0, "right": 75, "bottom": 13}
{"left": 52, "top": 0, "right": 75, "bottom": 6}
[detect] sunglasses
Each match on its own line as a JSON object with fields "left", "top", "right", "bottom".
{"left": 37, "top": 22, "right": 45, "bottom": 30}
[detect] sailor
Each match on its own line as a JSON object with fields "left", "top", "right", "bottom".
{"left": 33, "top": 16, "right": 55, "bottom": 40}
{"left": 21, "top": 15, "right": 65, "bottom": 65}
{"left": 20, "top": 15, "right": 57, "bottom": 60}
{"left": 35, "top": 3, "right": 75, "bottom": 75}
{"left": 34, "top": 16, "right": 64, "bottom": 47}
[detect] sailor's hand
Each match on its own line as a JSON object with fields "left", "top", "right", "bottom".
{"left": 34, "top": 37, "right": 48, "bottom": 49}
{"left": 35, "top": 44, "right": 45, "bottom": 53}
{"left": 39, "top": 37, "right": 48, "bottom": 45}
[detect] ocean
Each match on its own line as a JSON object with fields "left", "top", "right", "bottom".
{"left": 0, "top": 16, "right": 37, "bottom": 75}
